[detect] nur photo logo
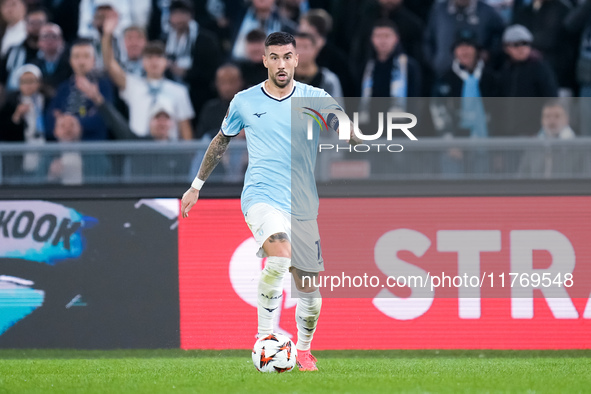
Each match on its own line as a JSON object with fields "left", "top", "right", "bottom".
{"left": 298, "top": 107, "right": 419, "bottom": 153}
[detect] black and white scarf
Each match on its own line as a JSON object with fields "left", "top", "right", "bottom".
{"left": 165, "top": 20, "right": 199, "bottom": 69}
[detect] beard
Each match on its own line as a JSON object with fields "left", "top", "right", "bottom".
{"left": 269, "top": 71, "right": 292, "bottom": 88}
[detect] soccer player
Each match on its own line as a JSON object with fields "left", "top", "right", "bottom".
{"left": 181, "top": 31, "right": 356, "bottom": 372}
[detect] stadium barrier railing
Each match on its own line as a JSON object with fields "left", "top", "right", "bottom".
{"left": 1, "top": 137, "right": 590, "bottom": 186}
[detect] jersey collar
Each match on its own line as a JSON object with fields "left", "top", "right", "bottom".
{"left": 261, "top": 80, "right": 296, "bottom": 102}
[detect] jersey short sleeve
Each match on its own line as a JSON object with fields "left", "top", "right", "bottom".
{"left": 321, "top": 89, "right": 343, "bottom": 112}
{"left": 220, "top": 97, "right": 244, "bottom": 137}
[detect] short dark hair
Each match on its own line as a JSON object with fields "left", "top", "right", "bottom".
{"left": 26, "top": 6, "right": 49, "bottom": 19}
{"left": 143, "top": 41, "right": 166, "bottom": 57}
{"left": 264, "top": 32, "right": 296, "bottom": 48}
{"left": 301, "top": 9, "right": 333, "bottom": 39}
{"left": 71, "top": 38, "right": 95, "bottom": 49}
{"left": 246, "top": 29, "right": 267, "bottom": 43}
{"left": 169, "top": 0, "right": 193, "bottom": 14}
{"left": 373, "top": 19, "right": 399, "bottom": 35}
{"left": 452, "top": 28, "right": 479, "bottom": 51}
{"left": 295, "top": 32, "right": 316, "bottom": 47}
{"left": 217, "top": 63, "right": 243, "bottom": 78}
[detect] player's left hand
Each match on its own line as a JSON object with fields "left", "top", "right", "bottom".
{"left": 181, "top": 188, "right": 200, "bottom": 218}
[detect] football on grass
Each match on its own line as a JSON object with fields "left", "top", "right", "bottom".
{"left": 252, "top": 333, "right": 297, "bottom": 373}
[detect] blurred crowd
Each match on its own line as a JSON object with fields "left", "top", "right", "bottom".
{"left": 0, "top": 0, "right": 590, "bottom": 182}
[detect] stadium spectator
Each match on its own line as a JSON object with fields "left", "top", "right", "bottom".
{"left": 162, "top": 0, "right": 221, "bottom": 121}
{"left": 128, "top": 0, "right": 151, "bottom": 31}
{"left": 78, "top": 0, "right": 127, "bottom": 71}
{"left": 148, "top": 0, "right": 219, "bottom": 41}
{"left": 147, "top": 0, "right": 174, "bottom": 41}
{"left": 201, "top": 63, "right": 248, "bottom": 182}
{"left": 0, "top": 0, "right": 27, "bottom": 56}
{"left": 46, "top": 38, "right": 114, "bottom": 141}
{"left": 196, "top": 63, "right": 244, "bottom": 140}
{"left": 360, "top": 20, "right": 421, "bottom": 102}
{"left": 230, "top": 0, "right": 297, "bottom": 60}
{"left": 44, "top": 112, "right": 111, "bottom": 184}
{"left": 0, "top": 64, "right": 47, "bottom": 177}
{"left": 355, "top": 19, "right": 422, "bottom": 141}
{"left": 163, "top": 0, "right": 203, "bottom": 80}
{"left": 278, "top": 0, "right": 305, "bottom": 22}
{"left": 119, "top": 26, "right": 147, "bottom": 76}
{"left": 432, "top": 30, "right": 497, "bottom": 175}
{"left": 484, "top": 0, "right": 515, "bottom": 23}
{"left": 101, "top": 10, "right": 194, "bottom": 140}
{"left": 46, "top": 0, "right": 80, "bottom": 43}
{"left": 299, "top": 8, "right": 353, "bottom": 95}
{"left": 75, "top": 74, "right": 192, "bottom": 181}
{"left": 277, "top": 0, "right": 331, "bottom": 23}
{"left": 0, "top": 7, "right": 46, "bottom": 93}
{"left": 513, "top": 0, "right": 577, "bottom": 94}
{"left": 423, "top": 0, "right": 505, "bottom": 77}
{"left": 31, "top": 23, "right": 72, "bottom": 98}
{"left": 203, "top": 0, "right": 236, "bottom": 53}
{"left": 498, "top": 25, "right": 558, "bottom": 97}
{"left": 294, "top": 32, "right": 342, "bottom": 97}
{"left": 75, "top": 74, "right": 176, "bottom": 141}
{"left": 78, "top": 0, "right": 131, "bottom": 41}
{"left": 0, "top": 63, "right": 46, "bottom": 141}
{"left": 518, "top": 100, "right": 590, "bottom": 177}
{"left": 194, "top": 63, "right": 247, "bottom": 182}
{"left": 537, "top": 100, "right": 576, "bottom": 138}
{"left": 352, "top": 0, "right": 424, "bottom": 77}
{"left": 206, "top": 0, "right": 227, "bottom": 27}
{"left": 327, "top": 0, "right": 362, "bottom": 54}
{"left": 433, "top": 30, "right": 497, "bottom": 129}
{"left": 565, "top": 0, "right": 591, "bottom": 135}
{"left": 496, "top": 25, "right": 558, "bottom": 137}
{"left": 236, "top": 28, "right": 268, "bottom": 87}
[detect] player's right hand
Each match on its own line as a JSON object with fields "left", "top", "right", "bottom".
{"left": 181, "top": 188, "right": 200, "bottom": 218}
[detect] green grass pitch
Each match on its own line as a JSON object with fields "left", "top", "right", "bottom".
{"left": 0, "top": 350, "right": 590, "bottom": 393}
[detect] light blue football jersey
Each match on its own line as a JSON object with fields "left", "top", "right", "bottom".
{"left": 221, "top": 80, "right": 340, "bottom": 220}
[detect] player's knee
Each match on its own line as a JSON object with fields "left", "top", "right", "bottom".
{"left": 263, "top": 232, "right": 291, "bottom": 258}
{"left": 295, "top": 286, "right": 322, "bottom": 314}
{"left": 262, "top": 256, "right": 290, "bottom": 280}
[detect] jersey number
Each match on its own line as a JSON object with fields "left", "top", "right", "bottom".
{"left": 315, "top": 240, "right": 322, "bottom": 263}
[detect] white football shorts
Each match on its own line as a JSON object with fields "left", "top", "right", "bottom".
{"left": 244, "top": 202, "right": 325, "bottom": 273}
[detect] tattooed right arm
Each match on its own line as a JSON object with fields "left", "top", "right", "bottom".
{"left": 181, "top": 131, "right": 232, "bottom": 218}
{"left": 196, "top": 131, "right": 232, "bottom": 182}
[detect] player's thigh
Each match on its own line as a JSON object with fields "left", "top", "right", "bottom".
{"left": 290, "top": 267, "right": 319, "bottom": 292}
{"left": 245, "top": 203, "right": 292, "bottom": 258}
{"left": 291, "top": 218, "right": 324, "bottom": 274}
